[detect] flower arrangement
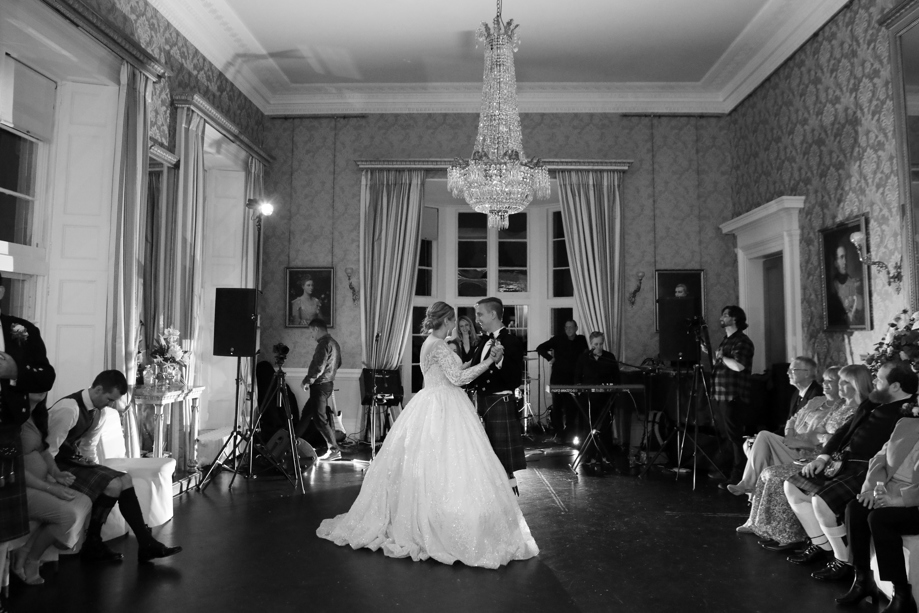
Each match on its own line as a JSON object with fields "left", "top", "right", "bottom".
{"left": 865, "top": 309, "right": 919, "bottom": 375}
{"left": 150, "top": 327, "right": 189, "bottom": 364}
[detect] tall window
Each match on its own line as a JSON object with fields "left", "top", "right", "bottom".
{"left": 551, "top": 211, "right": 573, "bottom": 297}
{"left": 0, "top": 128, "right": 36, "bottom": 248}
{"left": 457, "top": 212, "right": 487, "bottom": 296}
{"left": 498, "top": 214, "right": 527, "bottom": 292}
{"left": 0, "top": 127, "right": 41, "bottom": 320}
{"left": 409, "top": 306, "right": 427, "bottom": 393}
{"left": 415, "top": 239, "right": 433, "bottom": 296}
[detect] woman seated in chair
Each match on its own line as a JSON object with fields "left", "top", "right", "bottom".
{"left": 11, "top": 393, "right": 91, "bottom": 585}
{"left": 727, "top": 366, "right": 844, "bottom": 496}
{"left": 737, "top": 364, "right": 869, "bottom": 548}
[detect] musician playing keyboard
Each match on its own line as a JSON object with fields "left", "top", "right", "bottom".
{"left": 574, "top": 332, "right": 621, "bottom": 466}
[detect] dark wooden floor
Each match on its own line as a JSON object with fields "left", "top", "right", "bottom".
{"left": 7, "top": 438, "right": 879, "bottom": 613}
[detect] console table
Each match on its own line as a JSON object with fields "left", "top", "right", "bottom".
{"left": 133, "top": 384, "right": 205, "bottom": 475}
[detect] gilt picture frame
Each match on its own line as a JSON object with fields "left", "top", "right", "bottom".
{"left": 286, "top": 267, "right": 334, "bottom": 328}
{"left": 819, "top": 216, "right": 870, "bottom": 331}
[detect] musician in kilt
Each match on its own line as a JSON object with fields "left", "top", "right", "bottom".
{"left": 47, "top": 370, "right": 182, "bottom": 563}
{"left": 469, "top": 297, "right": 526, "bottom": 495}
{"left": 783, "top": 360, "right": 917, "bottom": 582}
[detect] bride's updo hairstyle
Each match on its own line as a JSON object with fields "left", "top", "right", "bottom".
{"left": 421, "top": 301, "right": 454, "bottom": 334}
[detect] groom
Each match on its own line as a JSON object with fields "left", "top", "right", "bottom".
{"left": 470, "top": 297, "right": 526, "bottom": 495}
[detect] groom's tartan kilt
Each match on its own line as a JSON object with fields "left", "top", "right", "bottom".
{"left": 475, "top": 393, "right": 526, "bottom": 474}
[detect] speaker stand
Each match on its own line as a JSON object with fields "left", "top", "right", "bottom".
{"left": 198, "top": 357, "right": 250, "bottom": 491}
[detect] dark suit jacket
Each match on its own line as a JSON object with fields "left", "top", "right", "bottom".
{"left": 823, "top": 397, "right": 910, "bottom": 461}
{"left": 788, "top": 380, "right": 824, "bottom": 421}
{"left": 469, "top": 328, "right": 523, "bottom": 395}
{"left": 0, "top": 313, "right": 56, "bottom": 425}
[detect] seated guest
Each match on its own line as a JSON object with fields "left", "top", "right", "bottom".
{"left": 574, "top": 332, "right": 621, "bottom": 464}
{"left": 47, "top": 370, "right": 182, "bottom": 563}
{"left": 13, "top": 393, "right": 91, "bottom": 585}
{"left": 837, "top": 410, "right": 919, "bottom": 611}
{"left": 787, "top": 356, "right": 824, "bottom": 421}
{"left": 727, "top": 366, "right": 842, "bottom": 495}
{"left": 784, "top": 361, "right": 917, "bottom": 581}
{"left": 738, "top": 365, "right": 869, "bottom": 548}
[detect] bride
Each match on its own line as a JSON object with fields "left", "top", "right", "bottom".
{"left": 316, "top": 301, "right": 538, "bottom": 568}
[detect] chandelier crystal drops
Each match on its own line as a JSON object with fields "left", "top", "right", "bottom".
{"left": 447, "top": 0, "right": 550, "bottom": 229}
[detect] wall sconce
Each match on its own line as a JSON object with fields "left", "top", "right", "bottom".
{"left": 627, "top": 272, "right": 644, "bottom": 307}
{"left": 850, "top": 231, "right": 902, "bottom": 294}
{"left": 345, "top": 267, "right": 359, "bottom": 304}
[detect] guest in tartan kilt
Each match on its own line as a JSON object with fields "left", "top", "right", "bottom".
{"left": 783, "top": 360, "right": 918, "bottom": 582}
{"left": 469, "top": 298, "right": 526, "bottom": 495}
{"left": 0, "top": 270, "right": 56, "bottom": 595}
{"left": 47, "top": 370, "right": 182, "bottom": 564}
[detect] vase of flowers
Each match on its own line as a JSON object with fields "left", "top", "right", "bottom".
{"left": 150, "top": 326, "right": 190, "bottom": 387}
{"left": 865, "top": 310, "right": 919, "bottom": 375}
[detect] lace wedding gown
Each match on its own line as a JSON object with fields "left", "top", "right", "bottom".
{"left": 316, "top": 337, "right": 538, "bottom": 568}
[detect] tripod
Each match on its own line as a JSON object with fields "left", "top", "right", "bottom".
{"left": 249, "top": 366, "right": 305, "bottom": 493}
{"left": 519, "top": 358, "right": 541, "bottom": 439}
{"left": 199, "top": 357, "right": 251, "bottom": 492}
{"left": 640, "top": 363, "right": 722, "bottom": 489}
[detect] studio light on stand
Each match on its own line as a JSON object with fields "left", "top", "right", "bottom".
{"left": 849, "top": 231, "right": 902, "bottom": 294}
{"left": 200, "top": 198, "right": 275, "bottom": 492}
{"left": 240, "top": 198, "right": 273, "bottom": 483}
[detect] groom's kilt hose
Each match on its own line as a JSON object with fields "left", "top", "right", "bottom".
{"left": 475, "top": 393, "right": 526, "bottom": 474}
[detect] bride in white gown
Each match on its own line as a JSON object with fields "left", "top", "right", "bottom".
{"left": 316, "top": 302, "right": 538, "bottom": 569}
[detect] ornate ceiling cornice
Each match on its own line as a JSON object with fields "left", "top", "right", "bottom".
{"left": 152, "top": 0, "right": 851, "bottom": 116}
{"left": 41, "top": 0, "right": 169, "bottom": 81}
{"left": 355, "top": 159, "right": 632, "bottom": 171}
{"left": 174, "top": 92, "right": 272, "bottom": 165}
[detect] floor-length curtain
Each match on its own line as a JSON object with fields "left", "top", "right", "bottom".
{"left": 557, "top": 170, "right": 625, "bottom": 359}
{"left": 105, "top": 62, "right": 151, "bottom": 457}
{"left": 359, "top": 169, "right": 426, "bottom": 370}
{"left": 168, "top": 107, "right": 207, "bottom": 386}
{"left": 242, "top": 157, "right": 264, "bottom": 290}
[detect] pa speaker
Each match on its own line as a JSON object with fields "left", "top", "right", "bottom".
{"left": 658, "top": 297, "right": 700, "bottom": 363}
{"left": 360, "top": 369, "right": 403, "bottom": 406}
{"left": 213, "top": 288, "right": 258, "bottom": 357}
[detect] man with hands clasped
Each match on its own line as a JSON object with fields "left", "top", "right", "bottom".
{"left": 835, "top": 402, "right": 919, "bottom": 612}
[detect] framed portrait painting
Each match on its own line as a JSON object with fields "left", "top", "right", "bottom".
{"left": 819, "top": 216, "right": 870, "bottom": 331}
{"left": 286, "top": 267, "right": 334, "bottom": 328}
{"left": 654, "top": 269, "right": 704, "bottom": 331}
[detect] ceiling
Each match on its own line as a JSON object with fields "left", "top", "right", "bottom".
{"left": 149, "top": 0, "right": 849, "bottom": 116}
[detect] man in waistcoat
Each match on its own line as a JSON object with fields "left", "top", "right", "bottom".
{"left": 47, "top": 370, "right": 182, "bottom": 563}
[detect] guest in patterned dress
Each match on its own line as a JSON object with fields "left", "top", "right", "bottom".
{"left": 738, "top": 364, "right": 870, "bottom": 548}
{"left": 727, "top": 366, "right": 843, "bottom": 495}
{"left": 784, "top": 361, "right": 917, "bottom": 582}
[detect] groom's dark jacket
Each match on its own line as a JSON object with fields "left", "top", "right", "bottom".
{"left": 468, "top": 328, "right": 523, "bottom": 395}
{"left": 1, "top": 313, "right": 56, "bottom": 425}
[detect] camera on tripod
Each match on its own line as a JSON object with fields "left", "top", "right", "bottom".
{"left": 273, "top": 342, "right": 290, "bottom": 367}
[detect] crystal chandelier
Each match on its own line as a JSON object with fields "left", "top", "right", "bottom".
{"left": 448, "top": 0, "right": 550, "bottom": 229}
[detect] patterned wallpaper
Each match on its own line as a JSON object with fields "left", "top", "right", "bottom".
{"left": 260, "top": 114, "right": 738, "bottom": 370}
{"left": 730, "top": 0, "right": 903, "bottom": 368}
{"left": 80, "top": 0, "right": 265, "bottom": 150}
